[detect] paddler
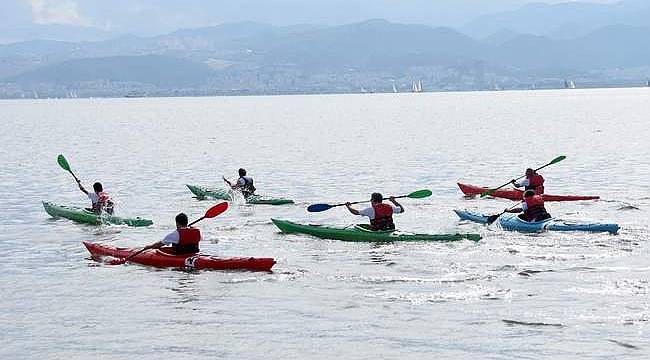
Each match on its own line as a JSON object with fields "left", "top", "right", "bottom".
{"left": 345, "top": 192, "right": 404, "bottom": 231}
{"left": 223, "top": 168, "right": 256, "bottom": 197}
{"left": 139, "top": 213, "right": 202, "bottom": 255}
{"left": 511, "top": 168, "right": 545, "bottom": 194}
{"left": 78, "top": 181, "right": 114, "bottom": 215}
{"left": 505, "top": 190, "right": 552, "bottom": 222}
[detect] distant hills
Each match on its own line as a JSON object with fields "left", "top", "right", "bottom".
{"left": 463, "top": 0, "right": 650, "bottom": 39}
{"left": 1, "top": 0, "right": 649, "bottom": 98}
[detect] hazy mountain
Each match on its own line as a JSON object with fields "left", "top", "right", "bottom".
{"left": 491, "top": 25, "right": 650, "bottom": 69}
{"left": 1, "top": 19, "right": 649, "bottom": 97}
{"left": 7, "top": 55, "right": 213, "bottom": 87}
{"left": 1, "top": 0, "right": 613, "bottom": 43}
{"left": 463, "top": 0, "right": 650, "bottom": 39}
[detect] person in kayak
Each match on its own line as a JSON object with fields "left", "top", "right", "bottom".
{"left": 345, "top": 193, "right": 404, "bottom": 231}
{"left": 511, "top": 168, "right": 545, "bottom": 194}
{"left": 78, "top": 181, "right": 114, "bottom": 215}
{"left": 505, "top": 190, "right": 552, "bottom": 222}
{"left": 139, "top": 213, "right": 202, "bottom": 255}
{"left": 223, "top": 168, "right": 256, "bottom": 197}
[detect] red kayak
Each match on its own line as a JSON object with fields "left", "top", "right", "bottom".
{"left": 457, "top": 183, "right": 600, "bottom": 202}
{"left": 83, "top": 242, "right": 275, "bottom": 272}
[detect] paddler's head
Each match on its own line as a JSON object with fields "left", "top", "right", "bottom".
{"left": 371, "top": 193, "right": 383, "bottom": 204}
{"left": 238, "top": 168, "right": 247, "bottom": 177}
{"left": 93, "top": 182, "right": 103, "bottom": 193}
{"left": 175, "top": 213, "right": 189, "bottom": 228}
{"left": 523, "top": 190, "right": 536, "bottom": 198}
{"left": 525, "top": 168, "right": 534, "bottom": 177}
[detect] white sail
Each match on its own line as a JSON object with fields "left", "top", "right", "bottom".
{"left": 392, "top": 84, "right": 398, "bottom": 93}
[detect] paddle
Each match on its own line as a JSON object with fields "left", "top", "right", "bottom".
{"left": 108, "top": 202, "right": 229, "bottom": 265}
{"left": 486, "top": 204, "right": 520, "bottom": 225}
{"left": 57, "top": 154, "right": 81, "bottom": 183}
{"left": 307, "top": 189, "right": 432, "bottom": 213}
{"left": 480, "top": 155, "right": 566, "bottom": 198}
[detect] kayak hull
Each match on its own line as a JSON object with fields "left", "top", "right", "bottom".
{"left": 272, "top": 219, "right": 481, "bottom": 242}
{"left": 83, "top": 242, "right": 275, "bottom": 271}
{"left": 186, "top": 184, "right": 294, "bottom": 205}
{"left": 457, "top": 183, "right": 600, "bottom": 202}
{"left": 454, "top": 210, "right": 619, "bottom": 234}
{"left": 43, "top": 202, "right": 153, "bottom": 227}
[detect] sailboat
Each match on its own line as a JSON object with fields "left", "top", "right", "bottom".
{"left": 392, "top": 83, "right": 398, "bottom": 93}
{"left": 412, "top": 80, "right": 423, "bottom": 93}
{"left": 564, "top": 80, "right": 576, "bottom": 89}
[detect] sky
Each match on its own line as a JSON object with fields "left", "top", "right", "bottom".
{"left": 0, "top": 0, "right": 622, "bottom": 40}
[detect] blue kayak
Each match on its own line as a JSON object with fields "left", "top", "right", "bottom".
{"left": 454, "top": 210, "right": 619, "bottom": 234}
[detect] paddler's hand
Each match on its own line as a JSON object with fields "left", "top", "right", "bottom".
{"left": 510, "top": 179, "right": 516, "bottom": 184}
{"left": 345, "top": 202, "right": 352, "bottom": 208}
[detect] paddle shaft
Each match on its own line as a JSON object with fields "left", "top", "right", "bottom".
{"left": 333, "top": 194, "right": 410, "bottom": 208}
{"left": 483, "top": 158, "right": 564, "bottom": 197}
{"left": 487, "top": 203, "right": 522, "bottom": 224}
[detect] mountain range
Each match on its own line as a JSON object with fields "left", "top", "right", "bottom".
{"left": 1, "top": 0, "right": 649, "bottom": 98}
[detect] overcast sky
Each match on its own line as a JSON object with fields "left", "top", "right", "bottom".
{"left": 1, "top": 0, "right": 621, "bottom": 36}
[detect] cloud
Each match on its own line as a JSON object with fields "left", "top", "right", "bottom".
{"left": 28, "top": 0, "right": 90, "bottom": 26}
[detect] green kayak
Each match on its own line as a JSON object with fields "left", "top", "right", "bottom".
{"left": 271, "top": 219, "right": 481, "bottom": 242}
{"left": 43, "top": 202, "right": 153, "bottom": 227}
{"left": 186, "top": 184, "right": 294, "bottom": 205}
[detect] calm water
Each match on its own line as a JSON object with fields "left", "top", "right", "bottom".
{"left": 1, "top": 89, "right": 649, "bottom": 359}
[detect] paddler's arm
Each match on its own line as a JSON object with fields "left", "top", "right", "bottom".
{"left": 140, "top": 241, "right": 164, "bottom": 251}
{"left": 345, "top": 202, "right": 360, "bottom": 215}
{"left": 77, "top": 180, "right": 89, "bottom": 195}
{"left": 389, "top": 196, "right": 404, "bottom": 213}
{"left": 511, "top": 178, "right": 529, "bottom": 188}
{"left": 222, "top": 176, "right": 234, "bottom": 188}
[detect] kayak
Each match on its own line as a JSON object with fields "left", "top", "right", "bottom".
{"left": 186, "top": 185, "right": 294, "bottom": 205}
{"left": 457, "top": 182, "right": 600, "bottom": 202}
{"left": 83, "top": 242, "right": 276, "bottom": 271}
{"left": 43, "top": 202, "right": 153, "bottom": 227}
{"left": 271, "top": 219, "right": 481, "bottom": 242}
{"left": 454, "top": 210, "right": 619, "bottom": 234}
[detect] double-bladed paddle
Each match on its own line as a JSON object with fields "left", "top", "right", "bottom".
{"left": 307, "top": 189, "right": 432, "bottom": 213}
{"left": 108, "top": 202, "right": 229, "bottom": 265}
{"left": 480, "top": 155, "right": 566, "bottom": 198}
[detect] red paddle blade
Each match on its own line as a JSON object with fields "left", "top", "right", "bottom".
{"left": 204, "top": 202, "right": 228, "bottom": 218}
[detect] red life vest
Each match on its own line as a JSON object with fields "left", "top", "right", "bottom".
{"left": 173, "top": 227, "right": 201, "bottom": 254}
{"left": 370, "top": 203, "right": 395, "bottom": 231}
{"left": 523, "top": 195, "right": 550, "bottom": 222}
{"left": 526, "top": 174, "right": 545, "bottom": 194}
{"left": 90, "top": 192, "right": 113, "bottom": 214}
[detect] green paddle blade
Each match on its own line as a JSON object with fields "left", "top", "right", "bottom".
{"left": 480, "top": 189, "right": 496, "bottom": 198}
{"left": 57, "top": 154, "right": 70, "bottom": 171}
{"left": 407, "top": 189, "right": 432, "bottom": 199}
{"left": 548, "top": 155, "right": 566, "bottom": 165}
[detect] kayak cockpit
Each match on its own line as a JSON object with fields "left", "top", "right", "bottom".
{"left": 354, "top": 224, "right": 396, "bottom": 234}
